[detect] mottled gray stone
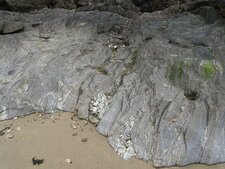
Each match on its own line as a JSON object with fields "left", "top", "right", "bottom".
{"left": 0, "top": 21, "right": 24, "bottom": 34}
{"left": 0, "top": 5, "right": 225, "bottom": 167}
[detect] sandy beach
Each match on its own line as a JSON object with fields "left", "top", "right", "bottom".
{"left": 0, "top": 112, "right": 224, "bottom": 169}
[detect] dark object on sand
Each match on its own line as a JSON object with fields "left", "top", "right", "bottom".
{"left": 0, "top": 127, "right": 10, "bottom": 136}
{"left": 81, "top": 138, "right": 88, "bottom": 142}
{"left": 32, "top": 157, "right": 44, "bottom": 165}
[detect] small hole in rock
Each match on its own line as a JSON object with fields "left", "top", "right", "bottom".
{"left": 184, "top": 90, "right": 198, "bottom": 101}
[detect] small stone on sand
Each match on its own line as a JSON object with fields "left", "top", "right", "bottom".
{"left": 72, "top": 133, "right": 77, "bottom": 136}
{"left": 81, "top": 138, "right": 88, "bottom": 142}
{"left": 65, "top": 158, "right": 72, "bottom": 164}
{"left": 6, "top": 134, "right": 14, "bottom": 139}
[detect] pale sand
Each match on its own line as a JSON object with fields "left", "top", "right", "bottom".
{"left": 0, "top": 112, "right": 224, "bottom": 169}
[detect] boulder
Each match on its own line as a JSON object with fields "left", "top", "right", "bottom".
{"left": 5, "top": 0, "right": 52, "bottom": 11}
{"left": 0, "top": 20, "right": 24, "bottom": 34}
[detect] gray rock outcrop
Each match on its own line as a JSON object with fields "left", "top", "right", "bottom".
{"left": 0, "top": 3, "right": 225, "bottom": 168}
{"left": 0, "top": 20, "right": 24, "bottom": 34}
{"left": 0, "top": 0, "right": 217, "bottom": 13}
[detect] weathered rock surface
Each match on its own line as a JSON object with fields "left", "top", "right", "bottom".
{"left": 5, "top": 0, "right": 52, "bottom": 11}
{"left": 210, "top": 0, "right": 225, "bottom": 17}
{"left": 0, "top": 3, "right": 225, "bottom": 167}
{"left": 2, "top": 0, "right": 222, "bottom": 14}
{"left": 0, "top": 20, "right": 24, "bottom": 34}
{"left": 1, "top": 0, "right": 225, "bottom": 20}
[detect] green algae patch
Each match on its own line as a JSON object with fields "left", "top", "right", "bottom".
{"left": 166, "top": 60, "right": 185, "bottom": 84}
{"left": 167, "top": 59, "right": 223, "bottom": 85}
{"left": 166, "top": 58, "right": 202, "bottom": 101}
{"left": 166, "top": 58, "right": 223, "bottom": 101}
{"left": 201, "top": 61, "right": 216, "bottom": 80}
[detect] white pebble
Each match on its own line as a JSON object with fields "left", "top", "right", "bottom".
{"left": 71, "top": 121, "right": 77, "bottom": 129}
{"left": 6, "top": 134, "right": 14, "bottom": 139}
{"left": 65, "top": 159, "right": 72, "bottom": 163}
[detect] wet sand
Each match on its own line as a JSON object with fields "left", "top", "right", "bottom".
{"left": 0, "top": 112, "right": 224, "bottom": 169}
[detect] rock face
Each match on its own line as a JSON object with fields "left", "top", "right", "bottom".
{"left": 0, "top": 0, "right": 216, "bottom": 13}
{"left": 2, "top": 0, "right": 224, "bottom": 19}
{"left": 0, "top": 3, "right": 225, "bottom": 168}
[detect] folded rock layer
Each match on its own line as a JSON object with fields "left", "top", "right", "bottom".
{"left": 0, "top": 3, "right": 225, "bottom": 167}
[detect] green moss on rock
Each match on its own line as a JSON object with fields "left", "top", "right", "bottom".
{"left": 166, "top": 60, "right": 185, "bottom": 83}
{"left": 201, "top": 61, "right": 216, "bottom": 80}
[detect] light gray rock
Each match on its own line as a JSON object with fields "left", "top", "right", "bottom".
{"left": 0, "top": 5, "right": 225, "bottom": 167}
{"left": 1, "top": 21, "right": 24, "bottom": 34}
{"left": 0, "top": 20, "right": 24, "bottom": 34}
